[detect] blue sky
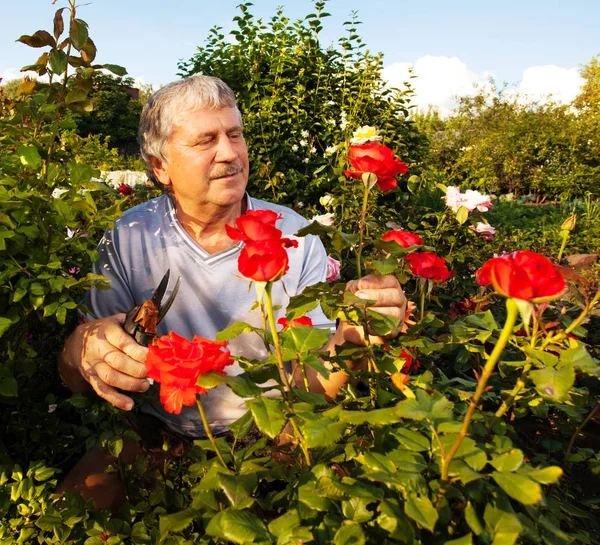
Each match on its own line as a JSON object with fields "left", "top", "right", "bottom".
{"left": 1, "top": 0, "right": 598, "bottom": 113}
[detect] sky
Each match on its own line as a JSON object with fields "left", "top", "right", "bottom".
{"left": 1, "top": 0, "right": 598, "bottom": 115}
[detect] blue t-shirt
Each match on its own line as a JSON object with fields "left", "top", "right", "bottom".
{"left": 85, "top": 194, "right": 333, "bottom": 436}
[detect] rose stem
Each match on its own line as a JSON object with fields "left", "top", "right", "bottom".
{"left": 440, "top": 298, "right": 518, "bottom": 484}
{"left": 196, "top": 397, "right": 229, "bottom": 470}
{"left": 264, "top": 283, "right": 312, "bottom": 466}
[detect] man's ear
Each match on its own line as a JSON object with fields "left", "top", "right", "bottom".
{"left": 149, "top": 156, "right": 171, "bottom": 187}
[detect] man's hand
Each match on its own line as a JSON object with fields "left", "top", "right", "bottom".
{"left": 342, "top": 274, "right": 407, "bottom": 346}
{"left": 58, "top": 314, "right": 150, "bottom": 411}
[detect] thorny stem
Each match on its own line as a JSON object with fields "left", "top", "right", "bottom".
{"left": 556, "top": 230, "right": 570, "bottom": 263}
{"left": 495, "top": 363, "right": 532, "bottom": 418}
{"left": 196, "top": 397, "right": 229, "bottom": 470}
{"left": 264, "top": 283, "right": 312, "bottom": 466}
{"left": 565, "top": 401, "right": 600, "bottom": 461}
{"left": 440, "top": 298, "right": 519, "bottom": 486}
{"left": 419, "top": 283, "right": 426, "bottom": 322}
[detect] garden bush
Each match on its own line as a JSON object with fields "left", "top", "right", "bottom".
{"left": 0, "top": 3, "right": 599, "bottom": 545}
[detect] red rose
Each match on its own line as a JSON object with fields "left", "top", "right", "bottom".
{"left": 225, "top": 209, "right": 282, "bottom": 242}
{"left": 399, "top": 349, "right": 420, "bottom": 373}
{"left": 118, "top": 184, "right": 133, "bottom": 195}
{"left": 145, "top": 332, "right": 233, "bottom": 414}
{"left": 476, "top": 251, "right": 565, "bottom": 302}
{"left": 343, "top": 143, "right": 408, "bottom": 192}
{"left": 238, "top": 239, "right": 297, "bottom": 282}
{"left": 382, "top": 230, "right": 424, "bottom": 248}
{"left": 406, "top": 252, "right": 454, "bottom": 282}
{"left": 278, "top": 316, "right": 313, "bottom": 330}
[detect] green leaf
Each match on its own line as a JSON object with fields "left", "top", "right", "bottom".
{"left": 49, "top": 49, "right": 68, "bottom": 74}
{"left": 444, "top": 534, "right": 473, "bottom": 545}
{"left": 333, "top": 522, "right": 366, "bottom": 545}
{"left": 246, "top": 397, "right": 286, "bottom": 438}
{"left": 293, "top": 388, "right": 328, "bottom": 406}
{"left": 561, "top": 343, "right": 600, "bottom": 376}
{"left": 65, "top": 89, "right": 88, "bottom": 105}
{"left": 227, "top": 374, "right": 263, "bottom": 397}
{"left": 396, "top": 389, "right": 454, "bottom": 421}
{"left": 392, "top": 428, "right": 430, "bottom": 451}
{"left": 530, "top": 363, "right": 574, "bottom": 400}
{"left": 284, "top": 324, "right": 331, "bottom": 353}
{"left": 53, "top": 8, "right": 66, "bottom": 40}
{"left": 206, "top": 508, "right": 267, "bottom": 544}
{"left": 301, "top": 417, "right": 346, "bottom": 448}
{"left": 268, "top": 509, "right": 301, "bottom": 537}
{"left": 17, "top": 30, "right": 56, "bottom": 48}
{"left": 490, "top": 449, "right": 524, "bottom": 472}
{"left": 216, "top": 321, "right": 259, "bottom": 341}
{"left": 465, "top": 502, "right": 484, "bottom": 536}
{"left": 196, "top": 371, "right": 227, "bottom": 389}
{"left": 456, "top": 206, "right": 469, "bottom": 225}
{"left": 218, "top": 472, "right": 256, "bottom": 508}
{"left": 0, "top": 317, "right": 14, "bottom": 338}
{"left": 0, "top": 376, "right": 18, "bottom": 397}
{"left": 35, "top": 515, "right": 62, "bottom": 531}
{"left": 404, "top": 495, "right": 438, "bottom": 532}
{"left": 158, "top": 508, "right": 196, "bottom": 539}
{"left": 342, "top": 497, "right": 373, "bottom": 523}
{"left": 100, "top": 63, "right": 127, "bottom": 76}
{"left": 70, "top": 18, "right": 89, "bottom": 49}
{"left": 337, "top": 407, "right": 399, "bottom": 426}
{"left": 491, "top": 472, "right": 542, "bottom": 505}
{"left": 17, "top": 145, "right": 42, "bottom": 170}
{"left": 524, "top": 465, "right": 563, "bottom": 484}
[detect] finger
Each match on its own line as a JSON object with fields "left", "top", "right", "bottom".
{"left": 105, "top": 322, "right": 149, "bottom": 364}
{"left": 354, "top": 274, "right": 400, "bottom": 291}
{"left": 87, "top": 373, "right": 137, "bottom": 411}
{"left": 355, "top": 288, "right": 406, "bottom": 308}
{"left": 93, "top": 358, "right": 150, "bottom": 392}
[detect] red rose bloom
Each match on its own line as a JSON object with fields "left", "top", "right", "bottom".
{"left": 145, "top": 332, "right": 233, "bottom": 414}
{"left": 382, "top": 230, "right": 424, "bottom": 248}
{"left": 344, "top": 143, "right": 408, "bottom": 192}
{"left": 406, "top": 252, "right": 454, "bottom": 282}
{"left": 476, "top": 251, "right": 566, "bottom": 302}
{"left": 238, "top": 238, "right": 297, "bottom": 282}
{"left": 278, "top": 316, "right": 313, "bottom": 330}
{"left": 399, "top": 349, "right": 420, "bottom": 373}
{"left": 225, "top": 209, "right": 282, "bottom": 242}
{"left": 228, "top": 210, "right": 299, "bottom": 283}
{"left": 118, "top": 184, "right": 133, "bottom": 195}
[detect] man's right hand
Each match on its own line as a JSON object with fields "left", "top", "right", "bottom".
{"left": 58, "top": 313, "right": 150, "bottom": 411}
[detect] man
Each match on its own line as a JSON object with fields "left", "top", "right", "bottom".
{"left": 57, "top": 76, "right": 406, "bottom": 508}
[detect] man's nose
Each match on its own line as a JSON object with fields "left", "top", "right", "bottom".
{"left": 215, "top": 135, "right": 237, "bottom": 162}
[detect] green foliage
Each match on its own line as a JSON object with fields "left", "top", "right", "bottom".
{"left": 179, "top": 1, "right": 427, "bottom": 208}
{"left": 415, "top": 63, "right": 600, "bottom": 200}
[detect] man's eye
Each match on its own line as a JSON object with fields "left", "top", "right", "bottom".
{"left": 196, "top": 139, "right": 213, "bottom": 146}
{"left": 229, "top": 132, "right": 243, "bottom": 140}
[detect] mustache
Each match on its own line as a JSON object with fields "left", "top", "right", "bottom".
{"left": 209, "top": 163, "right": 244, "bottom": 179}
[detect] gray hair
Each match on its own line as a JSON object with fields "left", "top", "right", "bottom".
{"left": 138, "top": 75, "right": 240, "bottom": 174}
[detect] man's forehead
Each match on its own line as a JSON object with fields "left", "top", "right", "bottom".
{"left": 171, "top": 107, "right": 242, "bottom": 134}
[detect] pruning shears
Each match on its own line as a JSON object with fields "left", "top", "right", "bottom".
{"left": 123, "top": 269, "right": 181, "bottom": 346}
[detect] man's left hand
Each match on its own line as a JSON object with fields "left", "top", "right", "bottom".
{"left": 341, "top": 274, "right": 407, "bottom": 346}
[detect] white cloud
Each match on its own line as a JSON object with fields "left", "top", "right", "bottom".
{"left": 383, "top": 56, "right": 494, "bottom": 116}
{"left": 383, "top": 56, "right": 584, "bottom": 116}
{"left": 513, "top": 65, "right": 583, "bottom": 105}
{"left": 0, "top": 68, "right": 22, "bottom": 82}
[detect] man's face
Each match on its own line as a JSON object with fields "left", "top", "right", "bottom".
{"left": 152, "top": 107, "right": 249, "bottom": 212}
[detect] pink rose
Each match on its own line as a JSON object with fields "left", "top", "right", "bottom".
{"left": 461, "top": 190, "right": 493, "bottom": 212}
{"left": 326, "top": 255, "right": 341, "bottom": 282}
{"left": 311, "top": 213, "right": 335, "bottom": 227}
{"left": 469, "top": 222, "right": 496, "bottom": 240}
{"left": 443, "top": 186, "right": 463, "bottom": 213}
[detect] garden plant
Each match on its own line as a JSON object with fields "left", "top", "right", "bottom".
{"left": 1, "top": 2, "right": 599, "bottom": 545}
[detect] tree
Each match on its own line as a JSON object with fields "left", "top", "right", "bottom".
{"left": 179, "top": 1, "right": 427, "bottom": 208}
{"left": 67, "top": 73, "right": 142, "bottom": 154}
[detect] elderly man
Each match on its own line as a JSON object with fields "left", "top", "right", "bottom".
{"left": 57, "top": 75, "right": 406, "bottom": 508}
